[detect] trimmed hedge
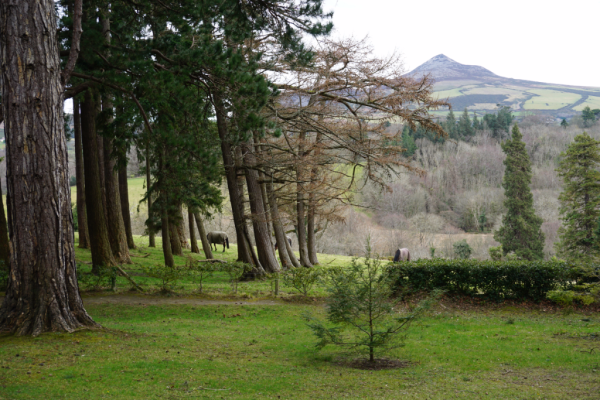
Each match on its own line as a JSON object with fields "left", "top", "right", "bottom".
{"left": 388, "top": 259, "right": 579, "bottom": 300}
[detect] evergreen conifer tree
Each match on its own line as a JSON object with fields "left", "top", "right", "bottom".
{"left": 457, "top": 108, "right": 474, "bottom": 138}
{"left": 561, "top": 118, "right": 568, "bottom": 129}
{"left": 472, "top": 113, "right": 481, "bottom": 131}
{"left": 555, "top": 132, "right": 600, "bottom": 262}
{"left": 401, "top": 129, "right": 417, "bottom": 156}
{"left": 445, "top": 110, "right": 457, "bottom": 139}
{"left": 494, "top": 124, "right": 545, "bottom": 260}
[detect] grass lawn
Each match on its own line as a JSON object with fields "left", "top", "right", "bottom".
{"left": 1, "top": 240, "right": 599, "bottom": 399}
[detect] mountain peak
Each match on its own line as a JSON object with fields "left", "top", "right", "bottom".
{"left": 408, "top": 54, "right": 498, "bottom": 81}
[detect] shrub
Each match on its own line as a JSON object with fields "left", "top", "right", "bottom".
{"left": 187, "top": 257, "right": 216, "bottom": 293}
{"left": 305, "top": 249, "right": 441, "bottom": 362}
{"left": 488, "top": 246, "right": 503, "bottom": 261}
{"left": 219, "top": 262, "right": 251, "bottom": 294}
{"left": 388, "top": 259, "right": 578, "bottom": 301}
{"left": 77, "top": 264, "right": 117, "bottom": 291}
{"left": 282, "top": 266, "right": 322, "bottom": 296}
{"left": 453, "top": 240, "right": 472, "bottom": 259}
{"left": 142, "top": 264, "right": 188, "bottom": 293}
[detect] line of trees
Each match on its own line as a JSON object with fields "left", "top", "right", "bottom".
{"left": 0, "top": 0, "right": 447, "bottom": 335}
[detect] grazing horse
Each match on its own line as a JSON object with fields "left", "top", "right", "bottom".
{"left": 207, "top": 231, "right": 229, "bottom": 252}
{"left": 393, "top": 248, "right": 410, "bottom": 262}
{"left": 274, "top": 235, "right": 292, "bottom": 251}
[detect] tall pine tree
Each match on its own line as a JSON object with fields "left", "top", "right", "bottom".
{"left": 555, "top": 132, "right": 600, "bottom": 262}
{"left": 494, "top": 124, "right": 545, "bottom": 260}
{"left": 457, "top": 108, "right": 474, "bottom": 138}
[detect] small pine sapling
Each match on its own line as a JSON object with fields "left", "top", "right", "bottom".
{"left": 282, "top": 267, "right": 322, "bottom": 296}
{"left": 305, "top": 243, "right": 441, "bottom": 363}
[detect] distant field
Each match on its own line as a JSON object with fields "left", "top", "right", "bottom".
{"left": 573, "top": 95, "right": 600, "bottom": 111}
{"left": 521, "top": 89, "right": 581, "bottom": 110}
{"left": 434, "top": 88, "right": 463, "bottom": 98}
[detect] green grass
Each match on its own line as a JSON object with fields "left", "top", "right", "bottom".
{"left": 434, "top": 88, "right": 463, "bottom": 99}
{"left": 523, "top": 89, "right": 582, "bottom": 110}
{"left": 573, "top": 96, "right": 600, "bottom": 111}
{"left": 1, "top": 297, "right": 598, "bottom": 399}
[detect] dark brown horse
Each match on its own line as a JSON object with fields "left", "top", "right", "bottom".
{"left": 393, "top": 248, "right": 410, "bottom": 262}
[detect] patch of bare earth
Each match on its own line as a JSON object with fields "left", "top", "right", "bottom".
{"left": 336, "top": 358, "right": 416, "bottom": 370}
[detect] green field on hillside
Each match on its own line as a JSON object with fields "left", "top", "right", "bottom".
{"left": 573, "top": 96, "right": 600, "bottom": 111}
{"left": 516, "top": 89, "right": 581, "bottom": 110}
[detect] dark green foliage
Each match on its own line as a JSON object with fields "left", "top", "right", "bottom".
{"left": 453, "top": 239, "right": 472, "bottom": 259}
{"left": 494, "top": 124, "right": 545, "bottom": 260}
{"left": 220, "top": 262, "right": 252, "bottom": 294}
{"left": 483, "top": 106, "right": 513, "bottom": 139}
{"left": 401, "top": 128, "right": 417, "bottom": 156}
{"left": 69, "top": 176, "right": 76, "bottom": 187}
{"left": 306, "top": 249, "right": 440, "bottom": 362}
{"left": 488, "top": 245, "right": 503, "bottom": 261}
{"left": 561, "top": 118, "right": 568, "bottom": 129}
{"left": 71, "top": 203, "right": 79, "bottom": 232}
{"left": 141, "top": 264, "right": 189, "bottom": 293}
{"left": 186, "top": 257, "right": 216, "bottom": 294}
{"left": 457, "top": 108, "right": 475, "bottom": 138}
{"left": 444, "top": 110, "right": 457, "bottom": 139}
{"left": 581, "top": 106, "right": 597, "bottom": 127}
{"left": 555, "top": 132, "right": 600, "bottom": 263}
{"left": 389, "top": 259, "right": 577, "bottom": 300}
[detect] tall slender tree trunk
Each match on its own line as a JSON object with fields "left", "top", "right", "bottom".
{"left": 103, "top": 116, "right": 131, "bottom": 264}
{"left": 73, "top": 98, "right": 90, "bottom": 248}
{"left": 189, "top": 210, "right": 200, "bottom": 253}
{"left": 158, "top": 154, "right": 174, "bottom": 268}
{"left": 0, "top": 0, "right": 96, "bottom": 335}
{"left": 213, "top": 91, "right": 252, "bottom": 264}
{"left": 81, "top": 92, "right": 116, "bottom": 273}
{"left": 146, "top": 139, "right": 155, "bottom": 247}
{"left": 176, "top": 204, "right": 187, "bottom": 250}
{"left": 242, "top": 142, "right": 280, "bottom": 273}
{"left": 265, "top": 175, "right": 294, "bottom": 269}
{"left": 296, "top": 131, "right": 312, "bottom": 267}
{"left": 193, "top": 213, "right": 213, "bottom": 260}
{"left": 118, "top": 166, "right": 135, "bottom": 249}
{"left": 307, "top": 192, "right": 319, "bottom": 265}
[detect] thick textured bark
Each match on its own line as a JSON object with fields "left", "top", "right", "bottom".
{"left": 103, "top": 134, "right": 131, "bottom": 264}
{"left": 242, "top": 142, "right": 280, "bottom": 273}
{"left": 0, "top": 185, "right": 10, "bottom": 274}
{"left": 81, "top": 93, "right": 116, "bottom": 273}
{"left": 176, "top": 204, "right": 187, "bottom": 250}
{"left": 169, "top": 219, "right": 183, "bottom": 256}
{"left": 265, "top": 175, "right": 294, "bottom": 269}
{"left": 74, "top": 98, "right": 90, "bottom": 248}
{"left": 96, "top": 119, "right": 107, "bottom": 223}
{"left": 0, "top": 0, "right": 96, "bottom": 335}
{"left": 189, "top": 210, "right": 200, "bottom": 253}
{"left": 146, "top": 140, "right": 155, "bottom": 247}
{"left": 213, "top": 92, "right": 253, "bottom": 264}
{"left": 193, "top": 213, "right": 213, "bottom": 259}
{"left": 118, "top": 166, "right": 136, "bottom": 249}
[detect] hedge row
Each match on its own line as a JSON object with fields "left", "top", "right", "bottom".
{"left": 387, "top": 259, "right": 580, "bottom": 300}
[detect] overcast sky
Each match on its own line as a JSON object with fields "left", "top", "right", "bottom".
{"left": 322, "top": 0, "right": 600, "bottom": 87}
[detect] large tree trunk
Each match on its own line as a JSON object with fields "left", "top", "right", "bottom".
{"left": 146, "top": 139, "right": 155, "bottom": 247}
{"left": 81, "top": 92, "right": 116, "bottom": 273}
{"left": 242, "top": 142, "right": 280, "bottom": 273}
{"left": 213, "top": 91, "right": 253, "bottom": 264}
{"left": 0, "top": 0, "right": 96, "bottom": 335}
{"left": 193, "top": 213, "right": 214, "bottom": 259}
{"left": 158, "top": 154, "right": 174, "bottom": 268}
{"left": 103, "top": 112, "right": 131, "bottom": 264}
{"left": 118, "top": 165, "right": 136, "bottom": 249}
{"left": 176, "top": 204, "right": 187, "bottom": 250}
{"left": 189, "top": 210, "right": 200, "bottom": 253}
{"left": 169, "top": 218, "right": 183, "bottom": 256}
{"left": 74, "top": 98, "right": 90, "bottom": 249}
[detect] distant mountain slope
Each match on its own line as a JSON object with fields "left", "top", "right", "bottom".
{"left": 407, "top": 55, "right": 600, "bottom": 117}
